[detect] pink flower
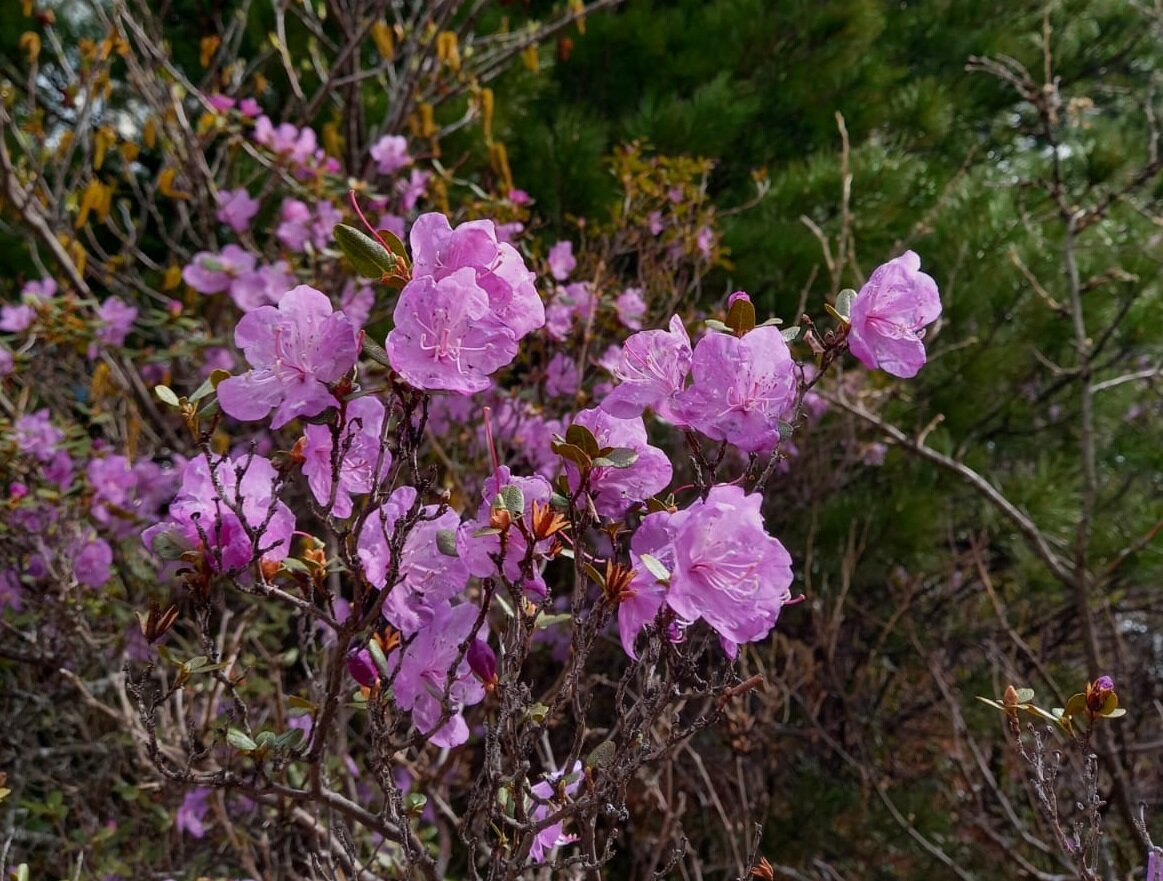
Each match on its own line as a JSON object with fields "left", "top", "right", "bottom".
{"left": 142, "top": 453, "right": 295, "bottom": 572}
{"left": 386, "top": 268, "right": 518, "bottom": 395}
{"left": 229, "top": 261, "right": 296, "bottom": 312}
{"left": 528, "top": 763, "right": 583, "bottom": 863}
{"left": 618, "top": 514, "right": 675, "bottom": 659}
{"left": 648, "top": 211, "right": 664, "bottom": 236}
{"left": 176, "top": 788, "right": 211, "bottom": 838}
{"left": 397, "top": 169, "right": 430, "bottom": 212}
{"left": 253, "top": 116, "right": 317, "bottom": 166}
{"left": 408, "top": 213, "right": 544, "bottom": 340}
{"left": 547, "top": 240, "right": 576, "bottom": 281}
{"left": 0, "top": 346, "right": 12, "bottom": 376}
{"left": 239, "top": 98, "right": 261, "bottom": 117}
{"left": 182, "top": 245, "right": 256, "bottom": 295}
{"left": 216, "top": 188, "right": 260, "bottom": 233}
{"left": 619, "top": 485, "right": 793, "bottom": 658}
{"left": 339, "top": 281, "right": 375, "bottom": 328}
{"left": 565, "top": 408, "right": 672, "bottom": 518}
{"left": 217, "top": 286, "right": 359, "bottom": 429}
{"left": 207, "top": 94, "right": 236, "bottom": 112}
{"left": 0, "top": 304, "right": 35, "bottom": 332}
{"left": 675, "top": 325, "right": 796, "bottom": 453}
{"left": 614, "top": 287, "right": 647, "bottom": 330}
{"left": 96, "top": 297, "right": 137, "bottom": 346}
{"left": 370, "top": 134, "right": 412, "bottom": 176}
{"left": 544, "top": 352, "right": 579, "bottom": 399}
{"left": 73, "top": 533, "right": 113, "bottom": 588}
{"left": 302, "top": 396, "right": 389, "bottom": 519}
{"left": 601, "top": 315, "right": 692, "bottom": 423}
{"left": 22, "top": 278, "right": 57, "bottom": 301}
{"left": 356, "top": 486, "right": 469, "bottom": 635}
{"left": 847, "top": 250, "right": 941, "bottom": 379}
{"left": 390, "top": 601, "right": 486, "bottom": 747}
{"left": 14, "top": 409, "right": 62, "bottom": 461}
{"left": 456, "top": 467, "right": 554, "bottom": 596}
{"left": 696, "top": 226, "right": 714, "bottom": 258}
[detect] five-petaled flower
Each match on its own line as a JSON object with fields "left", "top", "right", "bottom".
{"left": 847, "top": 250, "right": 941, "bottom": 379}
{"left": 217, "top": 285, "right": 359, "bottom": 429}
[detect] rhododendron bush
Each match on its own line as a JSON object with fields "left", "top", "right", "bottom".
{"left": 4, "top": 1, "right": 1162, "bottom": 880}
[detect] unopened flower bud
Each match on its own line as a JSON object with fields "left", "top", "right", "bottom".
{"left": 1086, "top": 675, "right": 1116, "bottom": 713}
{"left": 468, "top": 639, "right": 498, "bottom": 688}
{"left": 346, "top": 647, "right": 379, "bottom": 688}
{"left": 1003, "top": 685, "right": 1020, "bottom": 707}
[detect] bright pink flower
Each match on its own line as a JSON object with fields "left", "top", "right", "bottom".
{"left": 229, "top": 261, "right": 296, "bottom": 312}
{"left": 564, "top": 408, "right": 672, "bottom": 518}
{"left": 529, "top": 762, "right": 583, "bottom": 863}
{"left": 387, "top": 268, "right": 518, "bottom": 395}
{"left": 302, "top": 396, "right": 389, "bottom": 519}
{"left": 397, "top": 169, "right": 430, "bottom": 212}
{"left": 370, "top": 134, "right": 411, "bottom": 176}
{"left": 390, "top": 601, "right": 485, "bottom": 747}
{"left": 675, "top": 325, "right": 795, "bottom": 453}
{"left": 847, "top": 250, "right": 941, "bottom": 378}
{"left": 253, "top": 116, "right": 317, "bottom": 166}
{"left": 356, "top": 486, "right": 469, "bottom": 635}
{"left": 547, "top": 240, "right": 575, "bottom": 281}
{"left": 601, "top": 315, "right": 691, "bottom": 423}
{"left": 216, "top": 188, "right": 260, "bottom": 233}
{"left": 615, "top": 287, "right": 647, "bottom": 330}
{"left": 618, "top": 485, "right": 793, "bottom": 658}
{"left": 96, "top": 297, "right": 137, "bottom": 346}
{"left": 176, "top": 787, "right": 211, "bottom": 838}
{"left": 73, "top": 532, "right": 113, "bottom": 588}
{"left": 217, "top": 286, "right": 359, "bottom": 429}
{"left": 21, "top": 278, "right": 56, "bottom": 301}
{"left": 544, "top": 352, "right": 579, "bottom": 399}
{"left": 0, "top": 304, "right": 35, "bottom": 332}
{"left": 142, "top": 453, "right": 295, "bottom": 572}
{"left": 14, "top": 409, "right": 62, "bottom": 461}
{"left": 408, "top": 213, "right": 544, "bottom": 339}
{"left": 182, "top": 245, "right": 256, "bottom": 295}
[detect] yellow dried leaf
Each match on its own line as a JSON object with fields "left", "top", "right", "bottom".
{"left": 162, "top": 264, "right": 182, "bottom": 291}
{"left": 94, "top": 126, "right": 116, "bottom": 170}
{"left": 200, "top": 35, "right": 220, "bottom": 68}
{"left": 521, "top": 44, "right": 539, "bottom": 74}
{"left": 569, "top": 0, "right": 586, "bottom": 35}
{"left": 322, "top": 121, "right": 342, "bottom": 158}
{"left": 119, "top": 142, "right": 140, "bottom": 163}
{"left": 90, "top": 361, "right": 113, "bottom": 402}
{"left": 480, "top": 88, "right": 495, "bottom": 143}
{"left": 489, "top": 142, "right": 514, "bottom": 194}
{"left": 418, "top": 102, "right": 436, "bottom": 138}
{"left": 436, "top": 31, "right": 460, "bottom": 72}
{"left": 371, "top": 21, "right": 394, "bottom": 60}
{"left": 158, "top": 167, "right": 190, "bottom": 200}
{"left": 19, "top": 32, "right": 41, "bottom": 63}
{"left": 143, "top": 117, "right": 157, "bottom": 150}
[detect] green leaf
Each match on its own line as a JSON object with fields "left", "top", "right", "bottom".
{"left": 640, "top": 553, "right": 670, "bottom": 583}
{"left": 704, "top": 319, "right": 731, "bottom": 333}
{"left": 472, "top": 526, "right": 503, "bottom": 537}
{"left": 436, "top": 528, "right": 460, "bottom": 557}
{"left": 781, "top": 326, "right": 802, "bottom": 342}
{"left": 592, "top": 447, "right": 638, "bottom": 468}
{"left": 725, "top": 296, "right": 756, "bottom": 335}
{"left": 188, "top": 377, "right": 216, "bottom": 402}
{"left": 405, "top": 792, "right": 428, "bottom": 814}
{"left": 277, "top": 728, "right": 305, "bottom": 750}
{"left": 333, "top": 223, "right": 398, "bottom": 278}
{"left": 366, "top": 639, "right": 392, "bottom": 678}
{"left": 154, "top": 384, "right": 180, "bottom": 407}
{"left": 565, "top": 424, "right": 601, "bottom": 458}
{"left": 552, "top": 440, "right": 591, "bottom": 469}
{"left": 227, "top": 728, "right": 258, "bottom": 752}
{"left": 535, "top": 612, "right": 572, "bottom": 630}
{"left": 586, "top": 740, "right": 616, "bottom": 769}
{"left": 362, "top": 337, "right": 392, "bottom": 369}
{"left": 527, "top": 702, "right": 549, "bottom": 724}
{"left": 834, "top": 288, "right": 857, "bottom": 321}
{"left": 500, "top": 484, "right": 525, "bottom": 514}
{"left": 1015, "top": 688, "right": 1036, "bottom": 704}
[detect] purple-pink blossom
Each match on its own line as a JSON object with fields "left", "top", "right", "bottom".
{"left": 176, "top": 787, "right": 211, "bottom": 838}
{"left": 0, "top": 304, "right": 35, "bottom": 333}
{"left": 14, "top": 409, "right": 63, "bottom": 461}
{"left": 370, "top": 134, "right": 412, "bottom": 176}
{"left": 390, "top": 601, "right": 486, "bottom": 748}
{"left": 547, "top": 240, "right": 576, "bottom": 281}
{"left": 253, "top": 116, "right": 317, "bottom": 166}
{"left": 619, "top": 484, "right": 793, "bottom": 658}
{"left": 387, "top": 268, "right": 518, "bottom": 395}
{"left": 216, "top": 188, "right": 261, "bottom": 233}
{"left": 217, "top": 285, "right": 359, "bottom": 429}
{"left": 182, "top": 245, "right": 256, "bottom": 295}
{"left": 142, "top": 453, "right": 295, "bottom": 573}
{"left": 528, "top": 762, "right": 583, "bottom": 863}
{"left": 229, "top": 261, "right": 296, "bottom": 312}
{"left": 601, "top": 315, "right": 692, "bottom": 423}
{"left": 302, "top": 396, "right": 389, "bottom": 519}
{"left": 96, "top": 297, "right": 137, "bottom": 347}
{"left": 408, "top": 213, "right": 545, "bottom": 340}
{"left": 675, "top": 324, "right": 796, "bottom": 453}
{"left": 615, "top": 287, "right": 647, "bottom": 330}
{"left": 565, "top": 408, "right": 672, "bottom": 518}
{"left": 847, "top": 250, "right": 941, "bottom": 379}
{"left": 356, "top": 486, "right": 469, "bottom": 635}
